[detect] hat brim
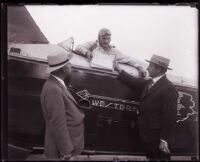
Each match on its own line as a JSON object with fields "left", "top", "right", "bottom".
{"left": 145, "top": 60, "right": 172, "bottom": 70}
{"left": 46, "top": 61, "right": 69, "bottom": 73}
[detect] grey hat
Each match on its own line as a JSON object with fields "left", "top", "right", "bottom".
{"left": 47, "top": 50, "right": 72, "bottom": 73}
{"left": 145, "top": 54, "right": 172, "bottom": 70}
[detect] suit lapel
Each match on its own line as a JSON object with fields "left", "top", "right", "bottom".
{"left": 141, "top": 82, "right": 150, "bottom": 99}
{"left": 62, "top": 87, "right": 78, "bottom": 104}
{"left": 139, "top": 75, "right": 167, "bottom": 114}
{"left": 141, "top": 75, "right": 167, "bottom": 99}
{"left": 49, "top": 76, "right": 77, "bottom": 104}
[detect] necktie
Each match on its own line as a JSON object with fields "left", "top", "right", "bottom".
{"left": 148, "top": 79, "right": 154, "bottom": 90}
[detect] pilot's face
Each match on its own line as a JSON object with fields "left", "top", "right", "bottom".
{"left": 99, "top": 35, "right": 111, "bottom": 49}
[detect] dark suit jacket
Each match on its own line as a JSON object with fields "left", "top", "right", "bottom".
{"left": 40, "top": 75, "right": 85, "bottom": 159}
{"left": 118, "top": 70, "right": 178, "bottom": 147}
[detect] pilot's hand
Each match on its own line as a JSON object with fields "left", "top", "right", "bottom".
{"left": 86, "top": 51, "right": 93, "bottom": 60}
{"left": 137, "top": 66, "right": 147, "bottom": 78}
{"left": 113, "top": 61, "right": 121, "bottom": 73}
{"left": 159, "top": 140, "right": 170, "bottom": 155}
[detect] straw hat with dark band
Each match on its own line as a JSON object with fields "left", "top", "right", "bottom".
{"left": 47, "top": 50, "right": 72, "bottom": 73}
{"left": 145, "top": 54, "right": 172, "bottom": 70}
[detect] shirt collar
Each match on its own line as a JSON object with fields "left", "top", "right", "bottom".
{"left": 51, "top": 74, "right": 66, "bottom": 88}
{"left": 96, "top": 40, "right": 114, "bottom": 51}
{"left": 152, "top": 74, "right": 165, "bottom": 84}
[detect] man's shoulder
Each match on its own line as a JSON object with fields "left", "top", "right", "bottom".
{"left": 110, "top": 47, "right": 123, "bottom": 56}
{"left": 162, "top": 76, "right": 178, "bottom": 93}
{"left": 165, "top": 76, "right": 176, "bottom": 87}
{"left": 43, "top": 78, "right": 61, "bottom": 92}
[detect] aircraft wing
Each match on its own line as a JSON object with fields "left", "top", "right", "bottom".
{"left": 7, "top": 5, "right": 49, "bottom": 44}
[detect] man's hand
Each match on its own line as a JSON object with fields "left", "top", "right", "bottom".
{"left": 113, "top": 61, "right": 121, "bottom": 73}
{"left": 86, "top": 51, "right": 93, "bottom": 60}
{"left": 60, "top": 154, "right": 72, "bottom": 161}
{"left": 137, "top": 66, "right": 147, "bottom": 78}
{"left": 68, "top": 156, "right": 76, "bottom": 161}
{"left": 159, "top": 140, "right": 170, "bottom": 155}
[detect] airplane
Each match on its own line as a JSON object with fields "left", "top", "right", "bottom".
{"left": 6, "top": 5, "right": 199, "bottom": 160}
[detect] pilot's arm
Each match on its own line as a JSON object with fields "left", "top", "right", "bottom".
{"left": 114, "top": 49, "right": 147, "bottom": 78}
{"left": 75, "top": 41, "right": 97, "bottom": 59}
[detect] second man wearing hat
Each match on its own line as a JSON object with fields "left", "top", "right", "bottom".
{"left": 114, "top": 54, "right": 178, "bottom": 160}
{"left": 40, "top": 50, "right": 85, "bottom": 160}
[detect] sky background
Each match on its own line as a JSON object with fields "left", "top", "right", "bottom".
{"left": 26, "top": 5, "right": 198, "bottom": 81}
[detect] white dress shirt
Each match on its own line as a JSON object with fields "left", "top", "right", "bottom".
{"left": 151, "top": 74, "right": 165, "bottom": 87}
{"left": 52, "top": 75, "right": 66, "bottom": 88}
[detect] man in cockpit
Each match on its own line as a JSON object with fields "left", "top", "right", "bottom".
{"left": 75, "top": 28, "right": 147, "bottom": 78}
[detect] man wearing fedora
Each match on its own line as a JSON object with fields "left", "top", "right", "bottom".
{"left": 75, "top": 28, "right": 147, "bottom": 78}
{"left": 40, "top": 50, "right": 85, "bottom": 160}
{"left": 114, "top": 54, "right": 178, "bottom": 160}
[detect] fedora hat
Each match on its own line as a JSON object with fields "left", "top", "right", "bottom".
{"left": 47, "top": 50, "right": 72, "bottom": 73}
{"left": 145, "top": 54, "right": 172, "bottom": 70}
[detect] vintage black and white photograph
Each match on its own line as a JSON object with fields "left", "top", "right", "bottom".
{"left": 3, "top": 3, "right": 199, "bottom": 161}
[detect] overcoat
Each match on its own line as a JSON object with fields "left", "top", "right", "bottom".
{"left": 118, "top": 70, "right": 178, "bottom": 149}
{"left": 40, "top": 75, "right": 85, "bottom": 159}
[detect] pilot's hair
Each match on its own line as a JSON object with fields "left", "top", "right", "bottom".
{"left": 98, "top": 28, "right": 111, "bottom": 37}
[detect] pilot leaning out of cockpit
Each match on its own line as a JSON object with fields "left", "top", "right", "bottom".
{"left": 75, "top": 28, "right": 147, "bottom": 78}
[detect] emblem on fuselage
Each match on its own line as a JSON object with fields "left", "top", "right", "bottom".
{"left": 76, "top": 90, "right": 139, "bottom": 112}
{"left": 177, "top": 91, "right": 197, "bottom": 123}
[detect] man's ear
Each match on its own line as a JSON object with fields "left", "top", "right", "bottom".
{"left": 157, "top": 66, "right": 161, "bottom": 72}
{"left": 157, "top": 66, "right": 164, "bottom": 74}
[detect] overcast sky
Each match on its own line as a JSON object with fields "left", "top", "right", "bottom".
{"left": 26, "top": 5, "right": 198, "bottom": 81}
